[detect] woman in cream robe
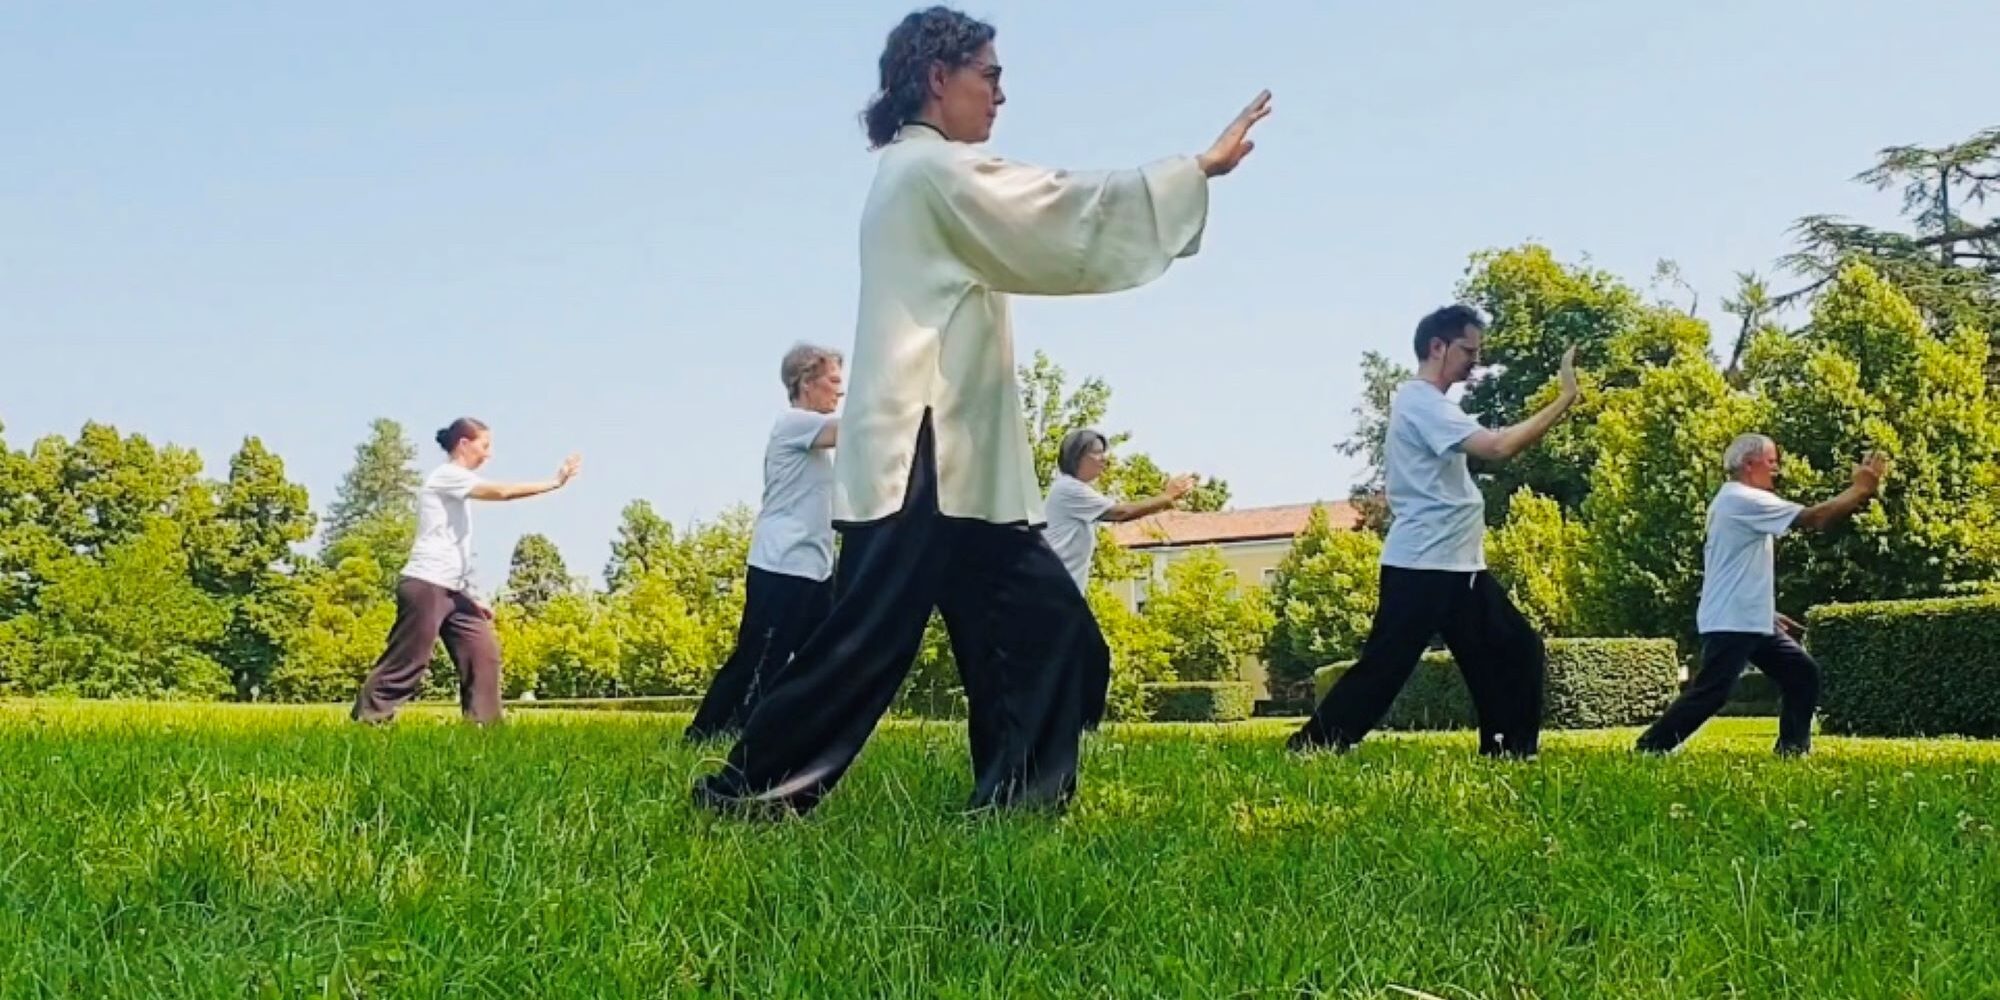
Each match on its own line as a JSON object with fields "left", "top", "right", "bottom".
{"left": 695, "top": 6, "right": 1268, "bottom": 815}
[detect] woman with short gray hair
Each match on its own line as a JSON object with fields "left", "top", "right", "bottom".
{"left": 1043, "top": 428, "right": 1196, "bottom": 595}
{"left": 686, "top": 343, "right": 845, "bottom": 742}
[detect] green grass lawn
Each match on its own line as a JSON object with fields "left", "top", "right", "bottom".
{"left": 2, "top": 702, "right": 1996, "bottom": 998}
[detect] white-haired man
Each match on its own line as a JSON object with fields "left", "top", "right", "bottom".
{"left": 1635, "top": 434, "right": 1887, "bottom": 756}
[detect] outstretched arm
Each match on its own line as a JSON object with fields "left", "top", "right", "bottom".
{"left": 928, "top": 91, "right": 1271, "bottom": 296}
{"left": 469, "top": 454, "right": 582, "bottom": 501}
{"left": 1103, "top": 475, "right": 1197, "bottom": 523}
{"left": 1462, "top": 346, "right": 1581, "bottom": 463}
{"left": 1794, "top": 452, "right": 1887, "bottom": 531}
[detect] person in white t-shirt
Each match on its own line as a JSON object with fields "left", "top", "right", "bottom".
{"left": 686, "top": 344, "right": 845, "bottom": 742}
{"left": 1636, "top": 434, "right": 1886, "bottom": 756}
{"left": 1291, "top": 304, "right": 1580, "bottom": 759}
{"left": 351, "top": 417, "right": 581, "bottom": 725}
{"left": 1042, "top": 427, "right": 1196, "bottom": 727}
{"left": 1043, "top": 428, "right": 1197, "bottom": 594}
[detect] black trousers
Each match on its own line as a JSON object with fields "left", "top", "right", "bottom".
{"left": 684, "top": 566, "right": 835, "bottom": 742}
{"left": 693, "top": 414, "right": 1110, "bottom": 815}
{"left": 1291, "top": 567, "right": 1546, "bottom": 757}
{"left": 1636, "top": 631, "right": 1820, "bottom": 755}
{"left": 352, "top": 577, "right": 502, "bottom": 724}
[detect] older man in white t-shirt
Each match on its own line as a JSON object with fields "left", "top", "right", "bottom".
{"left": 685, "top": 343, "right": 845, "bottom": 742}
{"left": 1636, "top": 434, "right": 1886, "bottom": 756}
{"left": 1290, "top": 305, "right": 1580, "bottom": 759}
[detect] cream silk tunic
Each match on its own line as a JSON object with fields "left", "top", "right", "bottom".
{"left": 833, "top": 124, "right": 1210, "bottom": 527}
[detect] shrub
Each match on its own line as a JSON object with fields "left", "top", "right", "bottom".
{"left": 1145, "top": 681, "right": 1256, "bottom": 722}
{"left": 1809, "top": 594, "right": 2000, "bottom": 737}
{"left": 508, "top": 695, "right": 703, "bottom": 714}
{"left": 1310, "top": 638, "right": 1680, "bottom": 729}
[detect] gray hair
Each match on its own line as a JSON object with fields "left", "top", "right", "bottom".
{"left": 1723, "top": 433, "right": 1776, "bottom": 476}
{"left": 1058, "top": 428, "right": 1108, "bottom": 478}
{"left": 780, "top": 342, "right": 843, "bottom": 401}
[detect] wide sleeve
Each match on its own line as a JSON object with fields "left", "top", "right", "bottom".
{"left": 922, "top": 149, "right": 1208, "bottom": 296}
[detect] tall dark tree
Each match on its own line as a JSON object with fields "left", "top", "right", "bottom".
{"left": 1777, "top": 126, "right": 2000, "bottom": 371}
{"left": 320, "top": 418, "right": 419, "bottom": 572}
{"left": 604, "top": 500, "right": 675, "bottom": 593}
{"left": 1332, "top": 350, "right": 1411, "bottom": 532}
{"left": 188, "top": 437, "right": 317, "bottom": 698}
{"left": 504, "top": 533, "right": 571, "bottom": 613}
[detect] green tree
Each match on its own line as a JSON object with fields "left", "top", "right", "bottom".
{"left": 1578, "top": 357, "right": 1768, "bottom": 640}
{"left": 1016, "top": 349, "right": 1230, "bottom": 508}
{"left": 1263, "top": 507, "right": 1382, "bottom": 696}
{"left": 1019, "top": 350, "right": 1116, "bottom": 491}
{"left": 503, "top": 533, "right": 572, "bottom": 614}
{"left": 1142, "top": 547, "right": 1274, "bottom": 682}
{"left": 8, "top": 518, "right": 229, "bottom": 698}
{"left": 515, "top": 592, "right": 621, "bottom": 698}
{"left": 1088, "top": 582, "right": 1174, "bottom": 720}
{"left": 608, "top": 572, "right": 712, "bottom": 696}
{"left": 320, "top": 419, "right": 418, "bottom": 572}
{"left": 604, "top": 501, "right": 752, "bottom": 682}
{"left": 1781, "top": 126, "right": 2000, "bottom": 361}
{"left": 267, "top": 557, "right": 397, "bottom": 702}
{"left": 0, "top": 420, "right": 62, "bottom": 618}
{"left": 1456, "top": 244, "right": 1710, "bottom": 520}
{"left": 188, "top": 437, "right": 317, "bottom": 698}
{"left": 1332, "top": 351, "right": 1411, "bottom": 532}
{"left": 603, "top": 500, "right": 674, "bottom": 592}
{"left": 17, "top": 422, "right": 209, "bottom": 557}
{"left": 1744, "top": 262, "right": 2000, "bottom": 607}
{"left": 1485, "top": 488, "right": 1587, "bottom": 637}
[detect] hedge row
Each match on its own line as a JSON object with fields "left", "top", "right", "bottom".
{"left": 508, "top": 695, "right": 704, "bottom": 714}
{"left": 1809, "top": 594, "right": 2000, "bottom": 738}
{"left": 1143, "top": 682, "right": 1256, "bottom": 722}
{"left": 1311, "top": 638, "right": 1681, "bottom": 730}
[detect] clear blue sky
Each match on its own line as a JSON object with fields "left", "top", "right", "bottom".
{"left": 4, "top": 1, "right": 1996, "bottom": 588}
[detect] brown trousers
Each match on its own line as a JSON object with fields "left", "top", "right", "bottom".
{"left": 351, "top": 576, "right": 503, "bottom": 724}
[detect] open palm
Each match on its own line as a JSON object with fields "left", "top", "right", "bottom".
{"left": 1198, "top": 90, "right": 1273, "bottom": 177}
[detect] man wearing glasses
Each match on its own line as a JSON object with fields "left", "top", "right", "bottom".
{"left": 1290, "top": 305, "right": 1580, "bottom": 760}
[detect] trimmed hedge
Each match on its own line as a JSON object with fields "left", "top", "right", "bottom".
{"left": 1809, "top": 594, "right": 2000, "bottom": 738}
{"left": 1310, "top": 638, "right": 1680, "bottom": 730}
{"left": 1717, "top": 671, "right": 1781, "bottom": 717}
{"left": 1145, "top": 682, "right": 1256, "bottom": 722}
{"left": 507, "top": 696, "right": 703, "bottom": 714}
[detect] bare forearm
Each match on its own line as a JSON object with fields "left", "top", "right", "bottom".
{"left": 474, "top": 479, "right": 564, "bottom": 502}
{"left": 1476, "top": 393, "right": 1575, "bottom": 462}
{"left": 1106, "top": 493, "right": 1179, "bottom": 523}
{"left": 1795, "top": 485, "right": 1874, "bottom": 531}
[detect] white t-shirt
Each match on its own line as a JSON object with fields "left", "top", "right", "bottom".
{"left": 1379, "top": 380, "right": 1488, "bottom": 572}
{"left": 1696, "top": 481, "right": 1803, "bottom": 635}
{"left": 1043, "top": 474, "right": 1116, "bottom": 593}
{"left": 402, "top": 463, "right": 482, "bottom": 595}
{"left": 747, "top": 409, "right": 837, "bottom": 581}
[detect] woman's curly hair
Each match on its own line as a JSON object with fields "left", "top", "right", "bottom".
{"left": 861, "top": 7, "right": 995, "bottom": 149}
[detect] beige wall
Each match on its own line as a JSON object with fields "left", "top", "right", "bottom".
{"left": 1114, "top": 538, "right": 1296, "bottom": 698}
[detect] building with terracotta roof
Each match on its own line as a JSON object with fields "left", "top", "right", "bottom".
{"left": 1106, "top": 501, "right": 1363, "bottom": 698}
